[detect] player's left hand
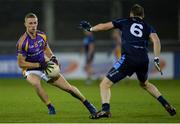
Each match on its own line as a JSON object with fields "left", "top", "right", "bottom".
{"left": 50, "top": 55, "right": 61, "bottom": 69}
{"left": 154, "top": 57, "right": 163, "bottom": 75}
{"left": 79, "top": 20, "right": 91, "bottom": 31}
{"left": 50, "top": 56, "right": 59, "bottom": 65}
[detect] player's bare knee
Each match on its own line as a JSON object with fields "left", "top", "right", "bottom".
{"left": 61, "top": 86, "right": 71, "bottom": 93}
{"left": 99, "top": 81, "right": 106, "bottom": 89}
{"left": 27, "top": 79, "right": 40, "bottom": 87}
{"left": 66, "top": 89, "right": 73, "bottom": 93}
{"left": 68, "top": 86, "right": 74, "bottom": 93}
{"left": 99, "top": 82, "right": 103, "bottom": 88}
{"left": 100, "top": 80, "right": 111, "bottom": 89}
{"left": 63, "top": 85, "right": 73, "bottom": 93}
{"left": 32, "top": 83, "right": 41, "bottom": 90}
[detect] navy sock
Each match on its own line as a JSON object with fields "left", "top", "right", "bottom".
{"left": 47, "top": 103, "right": 56, "bottom": 114}
{"left": 47, "top": 104, "right": 54, "bottom": 109}
{"left": 157, "top": 96, "right": 169, "bottom": 107}
{"left": 102, "top": 103, "right": 110, "bottom": 112}
{"left": 83, "top": 100, "right": 89, "bottom": 106}
{"left": 83, "top": 100, "right": 96, "bottom": 114}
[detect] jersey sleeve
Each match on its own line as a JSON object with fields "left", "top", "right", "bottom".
{"left": 112, "top": 18, "right": 127, "bottom": 30}
{"left": 147, "top": 24, "right": 156, "bottom": 35}
{"left": 16, "top": 42, "right": 27, "bottom": 57}
{"left": 16, "top": 34, "right": 28, "bottom": 56}
{"left": 149, "top": 26, "right": 156, "bottom": 33}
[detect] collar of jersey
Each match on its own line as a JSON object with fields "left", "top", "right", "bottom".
{"left": 26, "top": 32, "right": 37, "bottom": 39}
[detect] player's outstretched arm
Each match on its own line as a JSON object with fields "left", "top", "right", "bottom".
{"left": 80, "top": 21, "right": 114, "bottom": 32}
{"left": 90, "top": 22, "right": 114, "bottom": 32}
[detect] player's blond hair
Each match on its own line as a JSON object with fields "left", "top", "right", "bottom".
{"left": 130, "top": 4, "right": 144, "bottom": 18}
{"left": 24, "top": 13, "right": 37, "bottom": 22}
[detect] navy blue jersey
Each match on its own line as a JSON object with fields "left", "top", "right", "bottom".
{"left": 112, "top": 17, "right": 155, "bottom": 58}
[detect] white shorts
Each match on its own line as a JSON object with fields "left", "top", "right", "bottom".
{"left": 25, "top": 70, "right": 50, "bottom": 82}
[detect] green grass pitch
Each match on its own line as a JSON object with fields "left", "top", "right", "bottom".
{"left": 0, "top": 78, "right": 179, "bottom": 123}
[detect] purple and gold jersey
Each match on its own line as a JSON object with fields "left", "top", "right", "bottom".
{"left": 16, "top": 30, "right": 48, "bottom": 70}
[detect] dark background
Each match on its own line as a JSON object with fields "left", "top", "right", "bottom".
{"left": 0, "top": 0, "right": 179, "bottom": 53}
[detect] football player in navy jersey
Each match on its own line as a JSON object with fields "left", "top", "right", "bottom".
{"left": 16, "top": 13, "right": 97, "bottom": 116}
{"left": 80, "top": 4, "right": 176, "bottom": 118}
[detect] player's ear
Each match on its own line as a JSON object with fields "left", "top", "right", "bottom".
{"left": 142, "top": 14, "right": 145, "bottom": 19}
{"left": 24, "top": 22, "right": 27, "bottom": 27}
{"left": 130, "top": 12, "right": 134, "bottom": 17}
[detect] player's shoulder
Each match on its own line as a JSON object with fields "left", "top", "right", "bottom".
{"left": 37, "top": 30, "right": 46, "bottom": 35}
{"left": 112, "top": 18, "right": 129, "bottom": 28}
{"left": 139, "top": 19, "right": 155, "bottom": 32}
{"left": 145, "top": 23, "right": 156, "bottom": 33}
{"left": 16, "top": 32, "right": 28, "bottom": 50}
{"left": 17, "top": 32, "right": 28, "bottom": 45}
{"left": 113, "top": 17, "right": 129, "bottom": 23}
{"left": 37, "top": 30, "right": 47, "bottom": 41}
{"left": 130, "top": 17, "right": 152, "bottom": 28}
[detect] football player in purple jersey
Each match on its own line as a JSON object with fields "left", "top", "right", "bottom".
{"left": 16, "top": 13, "right": 97, "bottom": 116}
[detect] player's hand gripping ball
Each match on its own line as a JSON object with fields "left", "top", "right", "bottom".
{"left": 45, "top": 61, "right": 60, "bottom": 78}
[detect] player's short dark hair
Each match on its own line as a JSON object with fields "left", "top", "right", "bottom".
{"left": 24, "top": 13, "right": 37, "bottom": 22}
{"left": 130, "top": 4, "right": 144, "bottom": 18}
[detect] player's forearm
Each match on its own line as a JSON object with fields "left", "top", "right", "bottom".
{"left": 153, "top": 40, "right": 161, "bottom": 57}
{"left": 90, "top": 22, "right": 113, "bottom": 32}
{"left": 44, "top": 46, "right": 54, "bottom": 58}
{"left": 18, "top": 60, "right": 40, "bottom": 69}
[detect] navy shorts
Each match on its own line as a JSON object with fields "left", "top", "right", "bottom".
{"left": 106, "top": 54, "right": 149, "bottom": 83}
